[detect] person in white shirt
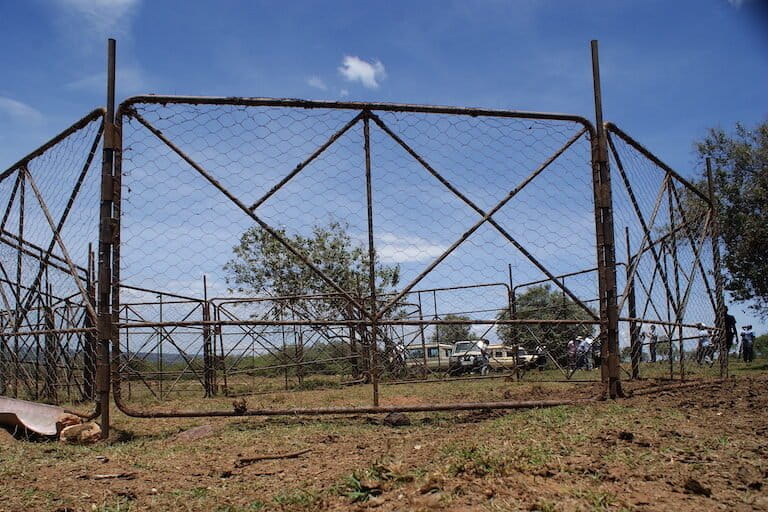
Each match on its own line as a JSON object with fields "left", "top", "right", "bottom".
{"left": 696, "top": 323, "right": 710, "bottom": 365}
{"left": 576, "top": 336, "right": 594, "bottom": 370}
{"left": 740, "top": 325, "right": 755, "bottom": 363}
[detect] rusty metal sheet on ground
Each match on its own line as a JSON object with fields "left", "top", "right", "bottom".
{"left": 0, "top": 396, "right": 67, "bottom": 436}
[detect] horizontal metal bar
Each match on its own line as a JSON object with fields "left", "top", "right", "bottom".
{"left": 114, "top": 396, "right": 598, "bottom": 419}
{"left": 119, "top": 283, "right": 203, "bottom": 302}
{"left": 118, "top": 318, "right": 601, "bottom": 329}
{"left": 119, "top": 95, "right": 595, "bottom": 134}
{"left": 0, "top": 326, "right": 97, "bottom": 336}
{"left": 618, "top": 317, "right": 719, "bottom": 330}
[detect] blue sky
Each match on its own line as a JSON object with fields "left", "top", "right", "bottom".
{"left": 1, "top": 0, "right": 766, "bottom": 337}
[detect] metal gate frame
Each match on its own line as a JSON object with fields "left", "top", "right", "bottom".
{"left": 0, "top": 40, "right": 727, "bottom": 438}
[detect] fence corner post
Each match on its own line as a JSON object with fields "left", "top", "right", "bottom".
{"left": 96, "top": 38, "right": 117, "bottom": 437}
{"left": 590, "top": 40, "right": 622, "bottom": 398}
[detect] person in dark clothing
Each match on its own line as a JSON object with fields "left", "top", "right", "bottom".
{"left": 725, "top": 308, "right": 737, "bottom": 354}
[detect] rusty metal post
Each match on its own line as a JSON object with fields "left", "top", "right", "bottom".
{"left": 43, "top": 292, "right": 57, "bottom": 403}
{"left": 667, "top": 182, "right": 684, "bottom": 380}
{"left": 83, "top": 244, "right": 96, "bottom": 400}
{"left": 417, "top": 291, "right": 428, "bottom": 378}
{"left": 590, "top": 40, "right": 622, "bottom": 398}
{"left": 706, "top": 159, "right": 727, "bottom": 377}
{"left": 96, "top": 38, "right": 117, "bottom": 436}
{"left": 13, "top": 171, "right": 24, "bottom": 398}
{"left": 625, "top": 227, "right": 640, "bottom": 379}
{"left": 363, "top": 113, "right": 380, "bottom": 406}
{"left": 202, "top": 275, "right": 213, "bottom": 397}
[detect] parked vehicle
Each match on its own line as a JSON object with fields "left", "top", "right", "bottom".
{"left": 486, "top": 345, "right": 538, "bottom": 371}
{"left": 404, "top": 343, "right": 453, "bottom": 371}
{"left": 448, "top": 339, "right": 490, "bottom": 376}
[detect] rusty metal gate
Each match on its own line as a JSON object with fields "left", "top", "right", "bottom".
{"left": 0, "top": 109, "right": 104, "bottom": 412}
{"left": 1, "top": 41, "right": 727, "bottom": 436}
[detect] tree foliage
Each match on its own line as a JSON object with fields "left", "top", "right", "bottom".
{"left": 496, "top": 285, "right": 594, "bottom": 358}
{"left": 224, "top": 221, "right": 400, "bottom": 318}
{"left": 429, "top": 314, "right": 477, "bottom": 344}
{"left": 696, "top": 120, "right": 768, "bottom": 316}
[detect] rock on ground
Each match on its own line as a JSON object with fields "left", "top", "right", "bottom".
{"left": 171, "top": 424, "right": 216, "bottom": 443}
{"left": 383, "top": 412, "right": 411, "bottom": 427}
{"left": 60, "top": 422, "right": 102, "bottom": 444}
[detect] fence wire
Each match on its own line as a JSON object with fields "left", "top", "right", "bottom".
{"left": 0, "top": 98, "right": 726, "bottom": 418}
{"left": 0, "top": 109, "right": 104, "bottom": 404}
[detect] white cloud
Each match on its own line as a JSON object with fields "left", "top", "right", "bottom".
{"left": 376, "top": 233, "right": 447, "bottom": 263}
{"left": 0, "top": 97, "right": 44, "bottom": 124}
{"left": 340, "top": 89, "right": 349, "bottom": 97}
{"left": 53, "top": 0, "right": 141, "bottom": 38}
{"left": 66, "top": 67, "right": 148, "bottom": 95}
{"left": 338, "top": 56, "right": 386, "bottom": 89}
{"left": 307, "top": 76, "right": 327, "bottom": 90}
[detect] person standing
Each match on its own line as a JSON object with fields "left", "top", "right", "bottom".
{"left": 725, "top": 308, "right": 737, "bottom": 355}
{"left": 576, "top": 336, "right": 594, "bottom": 370}
{"left": 741, "top": 325, "right": 755, "bottom": 363}
{"left": 696, "top": 323, "right": 710, "bottom": 365}
{"left": 566, "top": 337, "right": 579, "bottom": 369}
{"left": 646, "top": 325, "right": 658, "bottom": 363}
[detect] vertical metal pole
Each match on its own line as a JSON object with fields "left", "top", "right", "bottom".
{"left": 590, "top": 40, "right": 622, "bottom": 398}
{"left": 363, "top": 113, "right": 379, "bottom": 406}
{"left": 285, "top": 306, "right": 293, "bottom": 388}
{"left": 202, "top": 275, "right": 213, "bottom": 397}
{"left": 667, "top": 181, "right": 684, "bottom": 380}
{"left": 44, "top": 286, "right": 56, "bottom": 403}
{"left": 706, "top": 158, "right": 727, "bottom": 377}
{"left": 663, "top": 245, "right": 674, "bottom": 379}
{"left": 158, "top": 293, "right": 163, "bottom": 397}
{"left": 84, "top": 244, "right": 96, "bottom": 399}
{"left": 14, "top": 172, "right": 24, "bottom": 398}
{"left": 96, "top": 38, "right": 116, "bottom": 437}
{"left": 417, "top": 291, "right": 428, "bottom": 378}
{"left": 625, "top": 227, "right": 640, "bottom": 379}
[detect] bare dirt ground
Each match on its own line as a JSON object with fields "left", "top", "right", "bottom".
{"left": 2, "top": 374, "right": 767, "bottom": 512}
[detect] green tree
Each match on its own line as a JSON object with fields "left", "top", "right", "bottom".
{"left": 695, "top": 120, "right": 768, "bottom": 317}
{"left": 496, "top": 285, "right": 594, "bottom": 361}
{"left": 429, "top": 314, "right": 477, "bottom": 344}
{"left": 755, "top": 333, "right": 768, "bottom": 358}
{"left": 224, "top": 221, "right": 400, "bottom": 317}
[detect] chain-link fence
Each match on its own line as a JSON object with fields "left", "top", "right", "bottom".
{"left": 607, "top": 123, "right": 724, "bottom": 382}
{"left": 0, "top": 109, "right": 104, "bottom": 405}
{"left": 105, "top": 95, "right": 617, "bottom": 418}
{"left": 0, "top": 95, "right": 726, "bottom": 428}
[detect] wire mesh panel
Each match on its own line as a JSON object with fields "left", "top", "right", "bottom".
{"left": 0, "top": 109, "right": 104, "bottom": 404}
{"left": 607, "top": 123, "right": 722, "bottom": 381}
{"left": 112, "top": 97, "right": 604, "bottom": 415}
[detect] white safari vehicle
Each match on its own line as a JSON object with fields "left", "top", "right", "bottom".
{"left": 487, "top": 345, "right": 539, "bottom": 371}
{"left": 405, "top": 343, "right": 453, "bottom": 371}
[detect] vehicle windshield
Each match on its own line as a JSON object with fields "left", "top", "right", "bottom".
{"left": 454, "top": 341, "right": 478, "bottom": 353}
{"left": 407, "top": 348, "right": 424, "bottom": 359}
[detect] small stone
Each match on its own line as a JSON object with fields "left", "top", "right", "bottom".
{"left": 618, "top": 431, "right": 634, "bottom": 442}
{"left": 172, "top": 424, "right": 215, "bottom": 442}
{"left": 383, "top": 412, "right": 411, "bottom": 427}
{"left": 60, "top": 422, "right": 102, "bottom": 444}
